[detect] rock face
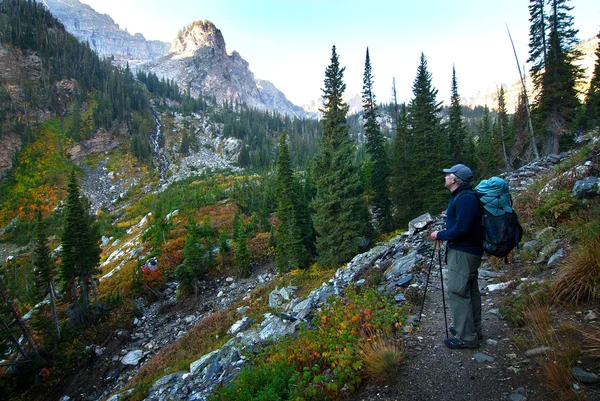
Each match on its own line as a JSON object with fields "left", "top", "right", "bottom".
{"left": 142, "top": 21, "right": 308, "bottom": 118}
{"left": 41, "top": 0, "right": 169, "bottom": 66}
{"left": 42, "top": 2, "right": 310, "bottom": 118}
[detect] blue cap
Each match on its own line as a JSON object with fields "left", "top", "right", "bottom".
{"left": 443, "top": 164, "right": 473, "bottom": 182}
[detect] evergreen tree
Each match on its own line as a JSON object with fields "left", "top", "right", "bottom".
{"left": 404, "top": 53, "right": 447, "bottom": 217}
{"left": 235, "top": 223, "right": 251, "bottom": 278}
{"left": 176, "top": 217, "right": 203, "bottom": 294}
{"left": 531, "top": 0, "right": 584, "bottom": 154}
{"left": 493, "top": 86, "right": 514, "bottom": 171}
{"left": 391, "top": 103, "right": 412, "bottom": 225}
{"left": 585, "top": 31, "right": 600, "bottom": 128}
{"left": 447, "top": 66, "right": 471, "bottom": 166}
{"left": 60, "top": 171, "right": 100, "bottom": 316}
{"left": 275, "top": 131, "right": 308, "bottom": 272}
{"left": 312, "top": 45, "right": 368, "bottom": 267}
{"left": 475, "top": 106, "right": 499, "bottom": 178}
{"left": 33, "top": 209, "right": 60, "bottom": 340}
{"left": 528, "top": 0, "right": 549, "bottom": 92}
{"left": 361, "top": 48, "right": 393, "bottom": 233}
{"left": 511, "top": 90, "right": 532, "bottom": 166}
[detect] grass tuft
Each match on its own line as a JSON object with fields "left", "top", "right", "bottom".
{"left": 552, "top": 235, "right": 600, "bottom": 305}
{"left": 358, "top": 334, "right": 405, "bottom": 383}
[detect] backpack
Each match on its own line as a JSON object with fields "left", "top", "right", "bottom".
{"left": 474, "top": 177, "right": 524, "bottom": 258}
{"left": 456, "top": 177, "right": 524, "bottom": 258}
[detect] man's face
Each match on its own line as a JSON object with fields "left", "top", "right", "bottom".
{"left": 444, "top": 173, "right": 456, "bottom": 190}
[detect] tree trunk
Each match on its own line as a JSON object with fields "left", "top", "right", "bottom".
{"left": 80, "top": 277, "right": 90, "bottom": 312}
{"left": 0, "top": 314, "right": 30, "bottom": 361}
{"left": 49, "top": 281, "right": 61, "bottom": 340}
{"left": 0, "top": 290, "right": 39, "bottom": 356}
{"left": 506, "top": 24, "right": 540, "bottom": 160}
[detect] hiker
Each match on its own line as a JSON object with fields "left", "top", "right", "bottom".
{"left": 429, "top": 164, "right": 484, "bottom": 349}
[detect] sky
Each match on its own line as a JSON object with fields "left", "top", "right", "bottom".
{"left": 80, "top": 0, "right": 599, "bottom": 107}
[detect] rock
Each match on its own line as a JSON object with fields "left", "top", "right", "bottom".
{"left": 228, "top": 317, "right": 252, "bottom": 335}
{"left": 396, "top": 274, "right": 414, "bottom": 288}
{"left": 547, "top": 249, "right": 564, "bottom": 266}
{"left": 190, "top": 350, "right": 219, "bottom": 375}
{"left": 121, "top": 350, "right": 143, "bottom": 365}
{"left": 384, "top": 252, "right": 418, "bottom": 281}
{"left": 572, "top": 367, "right": 600, "bottom": 384}
{"left": 487, "top": 282, "right": 512, "bottom": 292}
{"left": 508, "top": 394, "right": 527, "bottom": 401}
{"left": 524, "top": 346, "right": 553, "bottom": 356}
{"left": 572, "top": 177, "right": 600, "bottom": 198}
{"left": 473, "top": 353, "right": 495, "bottom": 363}
{"left": 408, "top": 213, "right": 433, "bottom": 235}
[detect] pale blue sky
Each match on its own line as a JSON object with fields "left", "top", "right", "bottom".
{"left": 82, "top": 0, "right": 599, "bottom": 107}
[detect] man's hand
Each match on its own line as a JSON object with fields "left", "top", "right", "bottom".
{"left": 430, "top": 231, "right": 438, "bottom": 240}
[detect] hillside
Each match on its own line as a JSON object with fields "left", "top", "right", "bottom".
{"left": 1, "top": 1, "right": 600, "bottom": 400}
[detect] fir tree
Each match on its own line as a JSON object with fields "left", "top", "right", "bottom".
{"left": 391, "top": 103, "right": 412, "bottom": 225}
{"left": 312, "top": 45, "right": 368, "bottom": 267}
{"left": 361, "top": 48, "right": 393, "bottom": 233}
{"left": 404, "top": 53, "right": 447, "bottom": 217}
{"left": 447, "top": 66, "right": 471, "bottom": 167}
{"left": 275, "top": 131, "right": 308, "bottom": 272}
{"left": 528, "top": 0, "right": 549, "bottom": 92}
{"left": 531, "top": 0, "right": 584, "bottom": 154}
{"left": 585, "top": 31, "right": 600, "bottom": 128}
{"left": 33, "top": 209, "right": 60, "bottom": 340}
{"left": 475, "top": 106, "right": 499, "bottom": 178}
{"left": 235, "top": 223, "right": 251, "bottom": 278}
{"left": 60, "top": 171, "right": 100, "bottom": 316}
{"left": 493, "top": 86, "right": 514, "bottom": 171}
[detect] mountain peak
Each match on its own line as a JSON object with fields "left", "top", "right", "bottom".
{"left": 169, "top": 20, "right": 226, "bottom": 59}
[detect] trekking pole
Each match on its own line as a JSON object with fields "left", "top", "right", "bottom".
{"left": 436, "top": 241, "right": 449, "bottom": 338}
{"left": 418, "top": 241, "right": 437, "bottom": 322}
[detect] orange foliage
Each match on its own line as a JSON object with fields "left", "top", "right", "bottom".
{"left": 248, "top": 232, "right": 272, "bottom": 264}
{"left": 193, "top": 201, "right": 239, "bottom": 232}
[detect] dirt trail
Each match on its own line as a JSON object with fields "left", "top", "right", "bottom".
{"left": 352, "top": 261, "right": 547, "bottom": 401}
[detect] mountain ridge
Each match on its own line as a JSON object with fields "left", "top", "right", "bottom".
{"left": 42, "top": 0, "right": 312, "bottom": 118}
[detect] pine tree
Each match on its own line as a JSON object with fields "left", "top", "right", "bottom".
{"left": 391, "top": 103, "right": 412, "bottom": 225}
{"left": 312, "top": 45, "right": 368, "bottom": 267}
{"left": 585, "top": 31, "right": 600, "bottom": 128}
{"left": 494, "top": 86, "right": 514, "bottom": 171}
{"left": 528, "top": 0, "right": 549, "bottom": 92}
{"left": 177, "top": 217, "right": 204, "bottom": 294}
{"left": 404, "top": 53, "right": 447, "bottom": 217}
{"left": 447, "top": 66, "right": 471, "bottom": 166}
{"left": 60, "top": 171, "right": 100, "bottom": 316}
{"left": 531, "top": 0, "right": 584, "bottom": 154}
{"left": 475, "top": 106, "right": 499, "bottom": 178}
{"left": 275, "top": 131, "right": 308, "bottom": 272}
{"left": 361, "top": 48, "right": 393, "bottom": 233}
{"left": 33, "top": 209, "right": 60, "bottom": 340}
{"left": 235, "top": 223, "right": 251, "bottom": 278}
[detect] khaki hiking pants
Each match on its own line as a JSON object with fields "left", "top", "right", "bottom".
{"left": 446, "top": 248, "right": 482, "bottom": 344}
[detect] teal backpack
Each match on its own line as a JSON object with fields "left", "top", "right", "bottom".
{"left": 474, "top": 177, "right": 524, "bottom": 258}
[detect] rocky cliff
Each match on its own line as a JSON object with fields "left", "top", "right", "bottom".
{"left": 142, "top": 20, "right": 309, "bottom": 118}
{"left": 41, "top": 2, "right": 310, "bottom": 118}
{"left": 41, "top": 0, "right": 170, "bottom": 66}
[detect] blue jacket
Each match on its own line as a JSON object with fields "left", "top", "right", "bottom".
{"left": 436, "top": 185, "right": 484, "bottom": 256}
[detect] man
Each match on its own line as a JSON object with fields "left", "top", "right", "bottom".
{"left": 430, "top": 164, "right": 484, "bottom": 349}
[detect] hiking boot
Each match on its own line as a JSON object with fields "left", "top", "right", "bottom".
{"left": 449, "top": 326, "right": 483, "bottom": 340}
{"left": 443, "top": 338, "right": 480, "bottom": 349}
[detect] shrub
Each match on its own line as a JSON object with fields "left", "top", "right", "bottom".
{"left": 214, "top": 287, "right": 408, "bottom": 400}
{"left": 552, "top": 221, "right": 600, "bottom": 305}
{"left": 535, "top": 190, "right": 580, "bottom": 223}
{"left": 209, "top": 361, "right": 295, "bottom": 401}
